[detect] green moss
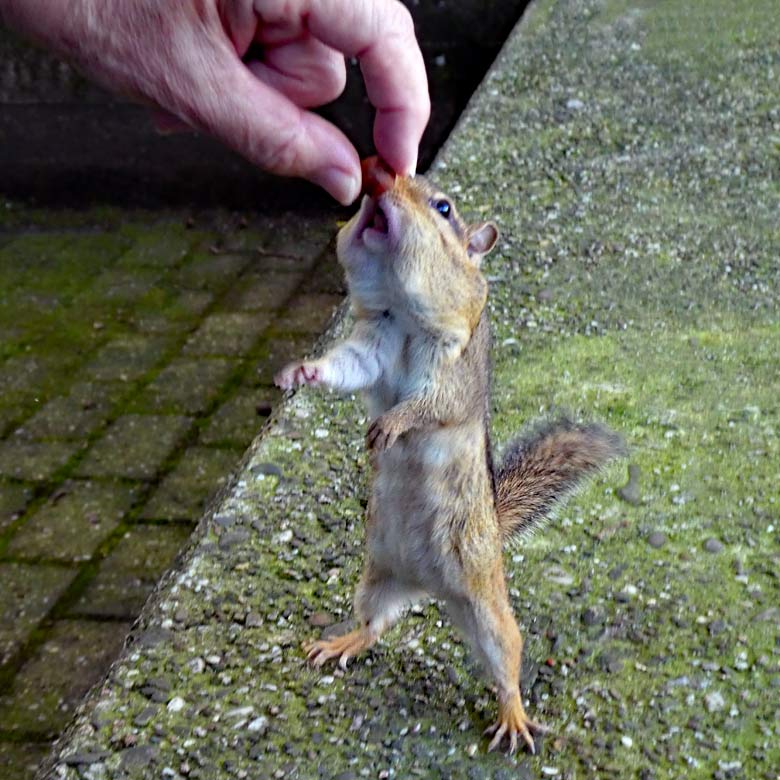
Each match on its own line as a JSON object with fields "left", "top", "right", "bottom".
{"left": 599, "top": 0, "right": 780, "bottom": 71}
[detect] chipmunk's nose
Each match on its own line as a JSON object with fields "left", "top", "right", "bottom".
{"left": 361, "top": 156, "right": 396, "bottom": 199}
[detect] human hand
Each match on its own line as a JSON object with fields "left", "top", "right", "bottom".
{"left": 1, "top": 0, "right": 430, "bottom": 204}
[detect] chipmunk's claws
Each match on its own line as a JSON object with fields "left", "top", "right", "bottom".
{"left": 485, "top": 696, "right": 543, "bottom": 755}
{"left": 303, "top": 628, "right": 373, "bottom": 672}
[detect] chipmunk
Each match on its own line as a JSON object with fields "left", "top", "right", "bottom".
{"left": 275, "top": 157, "right": 625, "bottom": 754}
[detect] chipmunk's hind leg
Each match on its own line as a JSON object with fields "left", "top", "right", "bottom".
{"left": 447, "top": 579, "right": 545, "bottom": 755}
{"left": 305, "top": 565, "right": 421, "bottom": 670}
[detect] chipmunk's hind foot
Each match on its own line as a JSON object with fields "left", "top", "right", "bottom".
{"left": 484, "top": 693, "right": 546, "bottom": 755}
{"left": 304, "top": 627, "right": 375, "bottom": 671}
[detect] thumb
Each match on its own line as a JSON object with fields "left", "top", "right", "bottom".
{"left": 179, "top": 53, "right": 361, "bottom": 204}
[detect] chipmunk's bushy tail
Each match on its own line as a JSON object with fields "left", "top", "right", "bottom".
{"left": 495, "top": 419, "right": 626, "bottom": 542}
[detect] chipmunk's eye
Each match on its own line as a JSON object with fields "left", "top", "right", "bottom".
{"left": 434, "top": 199, "right": 451, "bottom": 219}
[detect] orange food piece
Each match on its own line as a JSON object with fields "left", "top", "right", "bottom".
{"left": 361, "top": 156, "right": 396, "bottom": 198}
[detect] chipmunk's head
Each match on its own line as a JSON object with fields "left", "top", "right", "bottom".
{"left": 337, "top": 157, "right": 498, "bottom": 354}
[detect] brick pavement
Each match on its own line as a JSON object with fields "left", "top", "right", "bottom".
{"left": 0, "top": 206, "right": 344, "bottom": 779}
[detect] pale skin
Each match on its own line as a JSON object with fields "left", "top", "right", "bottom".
{"left": 0, "top": 0, "right": 430, "bottom": 204}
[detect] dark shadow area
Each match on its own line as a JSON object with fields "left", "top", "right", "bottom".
{"left": 0, "top": 1, "right": 530, "bottom": 209}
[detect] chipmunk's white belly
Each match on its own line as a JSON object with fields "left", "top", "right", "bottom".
{"left": 368, "top": 424, "right": 487, "bottom": 594}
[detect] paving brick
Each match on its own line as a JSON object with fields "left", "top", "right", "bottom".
{"left": 70, "top": 525, "right": 192, "bottom": 618}
{"left": 7, "top": 480, "right": 138, "bottom": 562}
{"left": 220, "top": 271, "right": 303, "bottom": 311}
{"left": 171, "top": 289, "right": 214, "bottom": 317}
{"left": 0, "top": 563, "right": 75, "bottom": 663}
{"left": 84, "top": 336, "right": 169, "bottom": 383}
{"left": 0, "top": 356, "right": 55, "bottom": 395}
{"left": 256, "top": 214, "right": 337, "bottom": 260}
{"left": 0, "top": 740, "right": 51, "bottom": 780}
{"left": 75, "top": 414, "right": 192, "bottom": 480}
{"left": 170, "top": 253, "right": 250, "bottom": 291}
{"left": 199, "top": 388, "right": 280, "bottom": 447}
{"left": 270, "top": 292, "right": 342, "bottom": 334}
{"left": 86, "top": 269, "right": 161, "bottom": 304}
{"left": 0, "top": 441, "right": 79, "bottom": 481}
{"left": 181, "top": 312, "right": 270, "bottom": 356}
{"left": 12, "top": 389, "right": 113, "bottom": 440}
{"left": 129, "top": 358, "right": 235, "bottom": 415}
{"left": 116, "top": 229, "right": 191, "bottom": 268}
{"left": 0, "top": 619, "right": 131, "bottom": 736}
{"left": 139, "top": 446, "right": 238, "bottom": 520}
{"left": 0, "top": 481, "right": 32, "bottom": 532}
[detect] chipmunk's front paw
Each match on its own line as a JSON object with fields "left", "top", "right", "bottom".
{"left": 274, "top": 361, "right": 323, "bottom": 390}
{"left": 484, "top": 694, "right": 546, "bottom": 755}
{"left": 366, "top": 412, "right": 407, "bottom": 453}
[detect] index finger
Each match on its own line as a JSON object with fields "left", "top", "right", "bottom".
{"left": 262, "top": 0, "right": 430, "bottom": 175}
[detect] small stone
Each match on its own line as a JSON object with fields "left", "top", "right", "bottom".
{"left": 167, "top": 696, "right": 186, "bottom": 713}
{"left": 599, "top": 651, "right": 624, "bottom": 674}
{"left": 120, "top": 745, "right": 158, "bottom": 770}
{"left": 566, "top": 97, "right": 585, "bottom": 110}
{"left": 581, "top": 607, "right": 604, "bottom": 627}
{"left": 466, "top": 743, "right": 478, "bottom": 757}
{"left": 63, "top": 750, "right": 110, "bottom": 766}
{"left": 251, "top": 462, "right": 282, "bottom": 478}
{"left": 134, "top": 706, "right": 158, "bottom": 727}
{"left": 708, "top": 619, "right": 727, "bottom": 637}
{"left": 647, "top": 531, "right": 667, "bottom": 549}
{"left": 703, "top": 538, "right": 725, "bottom": 554}
{"left": 536, "top": 288, "right": 555, "bottom": 303}
{"left": 247, "top": 716, "right": 268, "bottom": 734}
{"left": 245, "top": 612, "right": 263, "bottom": 627}
{"left": 225, "top": 705, "right": 254, "bottom": 719}
{"left": 219, "top": 529, "right": 249, "bottom": 550}
{"left": 705, "top": 691, "right": 726, "bottom": 712}
{"left": 308, "top": 611, "right": 334, "bottom": 628}
{"left": 621, "top": 735, "right": 633, "bottom": 748}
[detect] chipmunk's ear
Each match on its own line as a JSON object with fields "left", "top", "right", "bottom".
{"left": 467, "top": 221, "right": 499, "bottom": 263}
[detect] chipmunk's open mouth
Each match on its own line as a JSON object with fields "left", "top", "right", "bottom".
{"left": 372, "top": 204, "right": 388, "bottom": 234}
{"left": 355, "top": 194, "right": 393, "bottom": 252}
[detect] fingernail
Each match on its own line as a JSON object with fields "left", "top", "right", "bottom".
{"left": 312, "top": 167, "right": 360, "bottom": 205}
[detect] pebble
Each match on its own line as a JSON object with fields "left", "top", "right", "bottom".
{"left": 63, "top": 751, "right": 109, "bottom": 766}
{"left": 309, "top": 611, "right": 334, "bottom": 627}
{"left": 581, "top": 607, "right": 604, "bottom": 627}
{"left": 251, "top": 462, "right": 282, "bottom": 478}
{"left": 119, "top": 745, "right": 158, "bottom": 770}
{"left": 166, "top": 696, "right": 186, "bottom": 713}
{"left": 133, "top": 706, "right": 158, "bottom": 727}
{"left": 703, "top": 537, "right": 724, "bottom": 554}
{"left": 704, "top": 691, "right": 726, "bottom": 712}
{"left": 245, "top": 612, "right": 263, "bottom": 627}
{"left": 247, "top": 716, "right": 268, "bottom": 734}
{"left": 647, "top": 531, "right": 667, "bottom": 549}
